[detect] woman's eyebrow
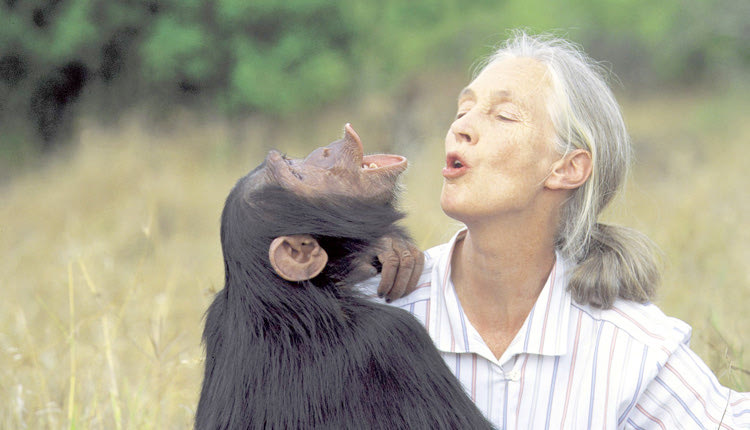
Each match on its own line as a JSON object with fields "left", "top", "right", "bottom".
{"left": 490, "top": 90, "right": 513, "bottom": 103}
{"left": 458, "top": 88, "right": 514, "bottom": 103}
{"left": 457, "top": 87, "right": 475, "bottom": 102}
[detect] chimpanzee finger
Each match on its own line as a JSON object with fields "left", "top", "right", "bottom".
{"left": 403, "top": 242, "right": 425, "bottom": 296}
{"left": 377, "top": 237, "right": 399, "bottom": 298}
{"left": 348, "top": 259, "right": 380, "bottom": 285}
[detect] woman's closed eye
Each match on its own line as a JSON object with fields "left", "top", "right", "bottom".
{"left": 495, "top": 108, "right": 521, "bottom": 122}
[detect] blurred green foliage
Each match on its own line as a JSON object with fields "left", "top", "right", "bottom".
{"left": 0, "top": 0, "right": 747, "bottom": 153}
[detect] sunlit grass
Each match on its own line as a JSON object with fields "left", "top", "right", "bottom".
{"left": 1, "top": 82, "right": 747, "bottom": 428}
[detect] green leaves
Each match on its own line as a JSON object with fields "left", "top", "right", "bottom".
{"left": 228, "top": 32, "right": 349, "bottom": 113}
{"left": 1, "top": 0, "right": 747, "bottom": 149}
{"left": 141, "top": 16, "right": 217, "bottom": 85}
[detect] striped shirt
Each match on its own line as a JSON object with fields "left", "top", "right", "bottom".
{"left": 361, "top": 229, "right": 750, "bottom": 429}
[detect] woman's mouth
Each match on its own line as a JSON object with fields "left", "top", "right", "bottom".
{"left": 442, "top": 153, "right": 468, "bottom": 179}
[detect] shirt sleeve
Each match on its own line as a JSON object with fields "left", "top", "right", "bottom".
{"left": 624, "top": 341, "right": 750, "bottom": 429}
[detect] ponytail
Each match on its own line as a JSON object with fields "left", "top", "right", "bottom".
{"left": 568, "top": 223, "right": 659, "bottom": 309}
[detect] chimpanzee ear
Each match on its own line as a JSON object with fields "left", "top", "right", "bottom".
{"left": 268, "top": 235, "right": 328, "bottom": 282}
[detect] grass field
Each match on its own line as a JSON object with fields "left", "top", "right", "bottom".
{"left": 1, "top": 79, "right": 748, "bottom": 428}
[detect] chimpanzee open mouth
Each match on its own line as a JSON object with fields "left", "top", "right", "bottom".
{"left": 344, "top": 123, "right": 407, "bottom": 173}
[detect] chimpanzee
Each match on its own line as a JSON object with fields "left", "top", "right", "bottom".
{"left": 196, "top": 124, "right": 494, "bottom": 429}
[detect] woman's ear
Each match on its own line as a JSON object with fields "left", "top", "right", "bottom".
{"left": 545, "top": 148, "right": 593, "bottom": 190}
{"left": 269, "top": 235, "right": 328, "bottom": 282}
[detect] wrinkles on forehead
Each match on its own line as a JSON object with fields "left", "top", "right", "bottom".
{"left": 466, "top": 58, "right": 552, "bottom": 103}
{"left": 497, "top": 59, "right": 551, "bottom": 120}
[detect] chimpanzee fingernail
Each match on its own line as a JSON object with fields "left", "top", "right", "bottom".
{"left": 385, "top": 297, "right": 392, "bottom": 303}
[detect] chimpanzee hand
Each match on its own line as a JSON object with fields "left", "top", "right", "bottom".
{"left": 375, "top": 235, "right": 425, "bottom": 302}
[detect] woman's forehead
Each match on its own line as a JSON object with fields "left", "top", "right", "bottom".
{"left": 465, "top": 57, "right": 551, "bottom": 102}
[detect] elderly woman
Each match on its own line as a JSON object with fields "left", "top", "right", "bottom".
{"left": 367, "top": 31, "right": 750, "bottom": 428}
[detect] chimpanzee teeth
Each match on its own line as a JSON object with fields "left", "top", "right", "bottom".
{"left": 362, "top": 162, "right": 379, "bottom": 170}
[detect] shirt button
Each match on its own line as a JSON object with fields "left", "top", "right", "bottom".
{"left": 506, "top": 369, "right": 521, "bottom": 381}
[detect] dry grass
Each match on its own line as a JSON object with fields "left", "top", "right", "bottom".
{"left": 1, "top": 81, "right": 747, "bottom": 428}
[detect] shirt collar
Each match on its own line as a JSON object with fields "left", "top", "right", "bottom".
{"left": 428, "top": 228, "right": 572, "bottom": 364}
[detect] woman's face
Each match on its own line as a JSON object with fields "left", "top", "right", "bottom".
{"left": 440, "top": 57, "right": 561, "bottom": 225}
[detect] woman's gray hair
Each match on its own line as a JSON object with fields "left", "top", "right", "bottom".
{"left": 482, "top": 30, "right": 658, "bottom": 308}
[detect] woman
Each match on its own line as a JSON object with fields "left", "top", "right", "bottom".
{"left": 366, "top": 31, "right": 749, "bottom": 428}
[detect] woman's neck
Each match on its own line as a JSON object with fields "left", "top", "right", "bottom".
{"left": 450, "top": 214, "right": 558, "bottom": 358}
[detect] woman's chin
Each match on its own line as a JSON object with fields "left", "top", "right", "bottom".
{"left": 440, "top": 195, "right": 468, "bottom": 222}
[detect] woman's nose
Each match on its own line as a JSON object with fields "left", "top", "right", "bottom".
{"left": 450, "top": 114, "right": 476, "bottom": 145}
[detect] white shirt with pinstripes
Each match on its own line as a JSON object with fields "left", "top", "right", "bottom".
{"left": 361, "top": 229, "right": 750, "bottom": 429}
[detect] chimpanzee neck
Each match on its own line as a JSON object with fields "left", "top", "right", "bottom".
{"left": 249, "top": 187, "right": 403, "bottom": 244}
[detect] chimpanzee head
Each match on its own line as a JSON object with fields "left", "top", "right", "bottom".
{"left": 221, "top": 124, "right": 408, "bottom": 285}
{"left": 258, "top": 124, "right": 407, "bottom": 204}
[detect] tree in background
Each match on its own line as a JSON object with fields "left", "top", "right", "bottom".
{"left": 0, "top": 0, "right": 747, "bottom": 153}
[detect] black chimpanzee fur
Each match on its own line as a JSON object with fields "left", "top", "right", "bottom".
{"left": 195, "top": 163, "right": 494, "bottom": 429}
